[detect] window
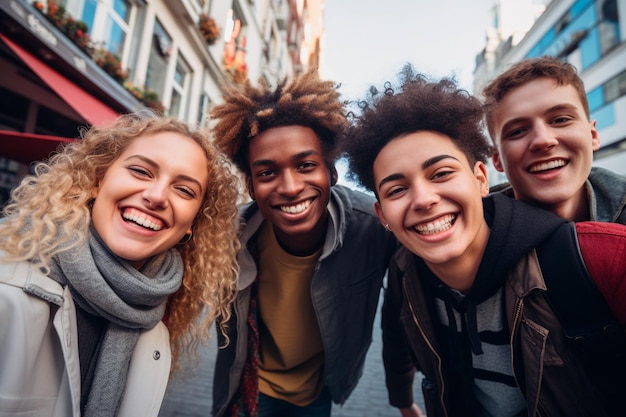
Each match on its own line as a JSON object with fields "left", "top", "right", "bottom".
{"left": 35, "top": 105, "right": 83, "bottom": 138}
{"left": 604, "top": 71, "right": 626, "bottom": 103}
{"left": 144, "top": 20, "right": 171, "bottom": 101}
{"left": 62, "top": 0, "right": 132, "bottom": 57}
{"left": 555, "top": 12, "right": 571, "bottom": 35}
{"left": 597, "top": 0, "right": 620, "bottom": 55}
{"left": 170, "top": 55, "right": 191, "bottom": 118}
{"left": 588, "top": 72, "right": 623, "bottom": 113}
{"left": 594, "top": 137, "right": 626, "bottom": 161}
{"left": 0, "top": 87, "right": 29, "bottom": 131}
{"left": 198, "top": 92, "right": 212, "bottom": 126}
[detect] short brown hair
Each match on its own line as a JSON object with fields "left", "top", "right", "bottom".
{"left": 482, "top": 56, "right": 589, "bottom": 140}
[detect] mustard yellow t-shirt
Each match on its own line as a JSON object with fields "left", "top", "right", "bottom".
{"left": 256, "top": 221, "right": 325, "bottom": 406}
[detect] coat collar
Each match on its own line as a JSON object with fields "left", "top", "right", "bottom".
{"left": 236, "top": 185, "right": 352, "bottom": 290}
{"left": 0, "top": 256, "right": 64, "bottom": 305}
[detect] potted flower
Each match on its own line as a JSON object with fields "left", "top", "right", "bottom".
{"left": 92, "top": 48, "right": 128, "bottom": 83}
{"left": 33, "top": 1, "right": 92, "bottom": 54}
{"left": 198, "top": 13, "right": 220, "bottom": 45}
{"left": 123, "top": 81, "right": 166, "bottom": 114}
{"left": 63, "top": 16, "right": 92, "bottom": 54}
{"left": 142, "top": 89, "right": 166, "bottom": 114}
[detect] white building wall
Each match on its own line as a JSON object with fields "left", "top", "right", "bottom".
{"left": 114, "top": 0, "right": 303, "bottom": 124}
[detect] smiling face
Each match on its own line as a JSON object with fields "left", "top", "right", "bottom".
{"left": 91, "top": 132, "right": 209, "bottom": 269}
{"left": 373, "top": 131, "right": 490, "bottom": 287}
{"left": 247, "top": 125, "right": 333, "bottom": 255}
{"left": 490, "top": 78, "right": 599, "bottom": 221}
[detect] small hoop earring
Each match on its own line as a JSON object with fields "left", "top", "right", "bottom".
{"left": 178, "top": 232, "right": 193, "bottom": 245}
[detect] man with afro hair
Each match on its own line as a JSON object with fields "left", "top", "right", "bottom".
{"left": 210, "top": 69, "right": 397, "bottom": 417}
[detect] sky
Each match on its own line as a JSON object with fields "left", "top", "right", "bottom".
{"left": 319, "top": 0, "right": 499, "bottom": 187}
{"left": 320, "top": 0, "right": 498, "bottom": 100}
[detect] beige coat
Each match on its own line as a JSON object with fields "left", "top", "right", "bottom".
{"left": 0, "top": 258, "right": 171, "bottom": 417}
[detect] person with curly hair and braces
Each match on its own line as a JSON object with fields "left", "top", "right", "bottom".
{"left": 209, "top": 69, "right": 398, "bottom": 417}
{"left": 342, "top": 66, "right": 626, "bottom": 417}
{"left": 0, "top": 112, "right": 241, "bottom": 417}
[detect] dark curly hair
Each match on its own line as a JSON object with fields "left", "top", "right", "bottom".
{"left": 341, "top": 66, "right": 492, "bottom": 194}
{"left": 210, "top": 69, "right": 349, "bottom": 175}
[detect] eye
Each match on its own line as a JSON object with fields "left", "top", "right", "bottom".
{"left": 256, "top": 169, "right": 275, "bottom": 178}
{"left": 297, "top": 161, "right": 318, "bottom": 170}
{"left": 128, "top": 166, "right": 152, "bottom": 178}
{"left": 550, "top": 115, "right": 573, "bottom": 125}
{"left": 432, "top": 169, "right": 453, "bottom": 180}
{"left": 503, "top": 126, "right": 527, "bottom": 139}
{"left": 383, "top": 185, "right": 407, "bottom": 199}
{"left": 175, "top": 186, "right": 197, "bottom": 198}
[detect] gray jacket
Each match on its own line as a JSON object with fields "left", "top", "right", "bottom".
{"left": 587, "top": 167, "right": 626, "bottom": 223}
{"left": 212, "top": 184, "right": 397, "bottom": 416}
{"left": 492, "top": 167, "right": 626, "bottom": 223}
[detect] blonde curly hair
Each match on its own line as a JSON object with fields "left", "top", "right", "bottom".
{"left": 210, "top": 68, "right": 349, "bottom": 175}
{"left": 0, "top": 112, "right": 241, "bottom": 373}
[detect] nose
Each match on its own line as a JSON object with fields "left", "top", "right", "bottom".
{"left": 410, "top": 180, "right": 440, "bottom": 211}
{"left": 529, "top": 122, "right": 558, "bottom": 151}
{"left": 142, "top": 181, "right": 169, "bottom": 209}
{"left": 277, "top": 169, "right": 304, "bottom": 196}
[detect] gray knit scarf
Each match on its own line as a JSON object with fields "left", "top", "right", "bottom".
{"left": 48, "top": 225, "right": 184, "bottom": 417}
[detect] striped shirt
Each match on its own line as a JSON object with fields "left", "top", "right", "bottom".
{"left": 435, "top": 287, "right": 527, "bottom": 417}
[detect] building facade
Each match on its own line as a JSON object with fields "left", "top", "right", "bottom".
{"left": 474, "top": 0, "right": 626, "bottom": 183}
{"left": 0, "top": 0, "right": 324, "bottom": 206}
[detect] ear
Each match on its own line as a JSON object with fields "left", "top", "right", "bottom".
{"left": 374, "top": 201, "right": 389, "bottom": 230}
{"left": 492, "top": 150, "right": 504, "bottom": 172}
{"left": 329, "top": 165, "right": 338, "bottom": 186}
{"left": 246, "top": 177, "right": 255, "bottom": 201}
{"left": 590, "top": 119, "right": 600, "bottom": 151}
{"left": 474, "top": 161, "right": 490, "bottom": 197}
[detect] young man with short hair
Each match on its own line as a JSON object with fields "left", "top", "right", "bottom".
{"left": 209, "top": 70, "right": 397, "bottom": 417}
{"left": 482, "top": 56, "right": 626, "bottom": 223}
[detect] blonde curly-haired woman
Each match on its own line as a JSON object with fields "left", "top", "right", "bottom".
{"left": 0, "top": 113, "right": 240, "bottom": 417}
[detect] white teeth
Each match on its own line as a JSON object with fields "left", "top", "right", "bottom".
{"left": 280, "top": 200, "right": 311, "bottom": 214}
{"left": 529, "top": 159, "right": 565, "bottom": 173}
{"left": 414, "top": 214, "right": 455, "bottom": 235}
{"left": 122, "top": 212, "right": 163, "bottom": 231}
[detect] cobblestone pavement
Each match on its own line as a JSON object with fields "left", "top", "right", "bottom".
{"left": 159, "top": 290, "right": 426, "bottom": 417}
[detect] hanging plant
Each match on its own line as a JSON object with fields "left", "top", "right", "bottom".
{"left": 33, "top": 1, "right": 93, "bottom": 54}
{"left": 198, "top": 13, "right": 220, "bottom": 45}
{"left": 91, "top": 48, "right": 128, "bottom": 83}
{"left": 123, "top": 81, "right": 166, "bottom": 114}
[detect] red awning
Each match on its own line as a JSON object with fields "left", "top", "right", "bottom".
{"left": 0, "top": 34, "right": 119, "bottom": 126}
{"left": 0, "top": 130, "right": 77, "bottom": 165}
